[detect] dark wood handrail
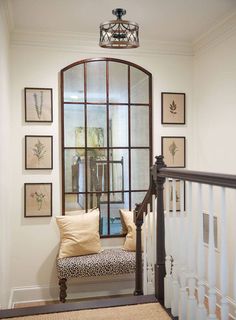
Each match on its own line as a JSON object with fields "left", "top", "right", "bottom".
{"left": 158, "top": 167, "right": 236, "bottom": 189}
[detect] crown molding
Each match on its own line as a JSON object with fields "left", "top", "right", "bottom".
{"left": 0, "top": 0, "right": 14, "bottom": 32}
{"left": 193, "top": 11, "right": 236, "bottom": 54}
{"left": 10, "top": 29, "right": 193, "bottom": 56}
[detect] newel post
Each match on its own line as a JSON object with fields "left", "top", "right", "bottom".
{"left": 134, "top": 203, "right": 143, "bottom": 296}
{"left": 153, "top": 155, "right": 166, "bottom": 305}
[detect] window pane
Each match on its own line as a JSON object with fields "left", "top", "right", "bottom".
{"left": 131, "top": 106, "right": 149, "bottom": 147}
{"left": 130, "top": 67, "right": 149, "bottom": 104}
{"left": 65, "top": 194, "right": 86, "bottom": 212}
{"left": 131, "top": 149, "right": 150, "bottom": 190}
{"left": 87, "top": 149, "right": 107, "bottom": 192}
{"left": 110, "top": 193, "right": 129, "bottom": 235}
{"left": 87, "top": 61, "right": 106, "bottom": 103}
{"left": 87, "top": 105, "right": 107, "bottom": 147}
{"left": 64, "top": 64, "right": 84, "bottom": 102}
{"left": 109, "top": 105, "right": 128, "bottom": 147}
{"left": 109, "top": 62, "right": 128, "bottom": 103}
{"left": 131, "top": 192, "right": 147, "bottom": 209}
{"left": 64, "top": 104, "right": 85, "bottom": 147}
{"left": 65, "top": 149, "right": 85, "bottom": 192}
{"left": 109, "top": 149, "right": 129, "bottom": 191}
{"left": 88, "top": 198, "right": 108, "bottom": 236}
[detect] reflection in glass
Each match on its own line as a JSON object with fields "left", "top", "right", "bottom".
{"left": 109, "top": 149, "right": 129, "bottom": 191}
{"left": 87, "top": 105, "right": 107, "bottom": 147}
{"left": 131, "top": 106, "right": 149, "bottom": 147}
{"left": 131, "top": 149, "right": 150, "bottom": 190}
{"left": 109, "top": 62, "right": 128, "bottom": 103}
{"left": 109, "top": 105, "right": 128, "bottom": 147}
{"left": 131, "top": 192, "right": 147, "bottom": 209}
{"left": 64, "top": 104, "right": 84, "bottom": 147}
{"left": 88, "top": 199, "right": 108, "bottom": 236}
{"left": 130, "top": 67, "right": 149, "bottom": 104}
{"left": 64, "top": 149, "right": 85, "bottom": 192}
{"left": 64, "top": 64, "right": 84, "bottom": 102}
{"left": 87, "top": 149, "right": 107, "bottom": 193}
{"left": 65, "top": 194, "right": 86, "bottom": 212}
{"left": 87, "top": 61, "right": 106, "bottom": 103}
{"left": 110, "top": 192, "right": 129, "bottom": 235}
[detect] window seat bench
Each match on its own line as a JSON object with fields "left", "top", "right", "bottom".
{"left": 56, "top": 248, "right": 136, "bottom": 302}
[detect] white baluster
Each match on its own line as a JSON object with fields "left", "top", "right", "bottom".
{"left": 187, "top": 181, "right": 197, "bottom": 320}
{"left": 143, "top": 211, "right": 147, "bottom": 295}
{"left": 234, "top": 190, "right": 236, "bottom": 319}
{"left": 196, "top": 183, "right": 207, "bottom": 320}
{"left": 147, "top": 204, "right": 153, "bottom": 293}
{"left": 171, "top": 179, "right": 180, "bottom": 317}
{"left": 164, "top": 179, "right": 172, "bottom": 308}
{"left": 152, "top": 195, "right": 157, "bottom": 287}
{"left": 179, "top": 180, "right": 188, "bottom": 320}
{"left": 220, "top": 187, "right": 228, "bottom": 320}
{"left": 207, "top": 185, "right": 217, "bottom": 320}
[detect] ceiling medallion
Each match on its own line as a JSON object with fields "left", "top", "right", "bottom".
{"left": 99, "top": 8, "right": 139, "bottom": 49}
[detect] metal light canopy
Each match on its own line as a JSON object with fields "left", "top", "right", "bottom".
{"left": 99, "top": 8, "right": 139, "bottom": 49}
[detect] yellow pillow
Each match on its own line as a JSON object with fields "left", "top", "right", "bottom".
{"left": 120, "top": 210, "right": 137, "bottom": 251}
{"left": 56, "top": 211, "right": 101, "bottom": 259}
{"left": 119, "top": 209, "right": 129, "bottom": 234}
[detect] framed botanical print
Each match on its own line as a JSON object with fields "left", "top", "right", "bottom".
{"left": 25, "top": 135, "right": 53, "bottom": 170}
{"left": 161, "top": 92, "right": 185, "bottom": 124}
{"left": 24, "top": 183, "right": 52, "bottom": 217}
{"left": 24, "top": 87, "right": 53, "bottom": 122}
{"left": 161, "top": 136, "right": 186, "bottom": 168}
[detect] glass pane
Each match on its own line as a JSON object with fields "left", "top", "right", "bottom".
{"left": 64, "top": 104, "right": 85, "bottom": 147}
{"left": 131, "top": 192, "right": 147, "bottom": 209}
{"left": 109, "top": 149, "right": 129, "bottom": 191}
{"left": 131, "top": 106, "right": 149, "bottom": 147}
{"left": 64, "top": 64, "right": 84, "bottom": 102}
{"left": 100, "top": 203, "right": 108, "bottom": 236}
{"left": 87, "top": 61, "right": 106, "bottom": 103}
{"left": 87, "top": 105, "right": 107, "bottom": 147}
{"left": 110, "top": 193, "right": 129, "bottom": 236}
{"left": 130, "top": 67, "right": 149, "bottom": 104}
{"left": 131, "top": 149, "right": 150, "bottom": 190}
{"left": 65, "top": 194, "right": 86, "bottom": 212}
{"left": 87, "top": 149, "right": 107, "bottom": 192}
{"left": 65, "top": 149, "right": 85, "bottom": 192}
{"left": 109, "top": 105, "right": 128, "bottom": 147}
{"left": 109, "top": 62, "right": 128, "bottom": 103}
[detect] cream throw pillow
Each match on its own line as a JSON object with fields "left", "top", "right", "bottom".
{"left": 56, "top": 211, "right": 101, "bottom": 259}
{"left": 120, "top": 210, "right": 137, "bottom": 251}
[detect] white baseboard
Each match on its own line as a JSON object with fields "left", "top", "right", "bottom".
{"left": 8, "top": 274, "right": 135, "bottom": 308}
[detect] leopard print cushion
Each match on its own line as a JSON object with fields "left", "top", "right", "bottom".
{"left": 56, "top": 248, "right": 136, "bottom": 280}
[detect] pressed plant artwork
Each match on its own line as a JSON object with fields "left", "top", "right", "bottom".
{"left": 161, "top": 136, "right": 185, "bottom": 168}
{"left": 24, "top": 88, "right": 53, "bottom": 122}
{"left": 24, "top": 183, "right": 52, "bottom": 217}
{"left": 169, "top": 141, "right": 178, "bottom": 164}
{"left": 161, "top": 92, "right": 185, "bottom": 124}
{"left": 25, "top": 135, "right": 53, "bottom": 169}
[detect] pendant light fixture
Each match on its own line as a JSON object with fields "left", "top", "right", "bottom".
{"left": 99, "top": 8, "right": 139, "bottom": 49}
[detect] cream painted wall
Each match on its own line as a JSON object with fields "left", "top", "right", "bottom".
{"left": 193, "top": 32, "right": 236, "bottom": 300}
{"left": 5, "top": 44, "right": 193, "bottom": 306}
{"left": 0, "top": 2, "right": 11, "bottom": 308}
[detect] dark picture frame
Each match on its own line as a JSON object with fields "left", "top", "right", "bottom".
{"left": 161, "top": 136, "right": 186, "bottom": 168}
{"left": 24, "top": 183, "right": 52, "bottom": 217}
{"left": 25, "top": 135, "right": 53, "bottom": 170}
{"left": 24, "top": 87, "right": 53, "bottom": 123}
{"left": 161, "top": 92, "right": 185, "bottom": 124}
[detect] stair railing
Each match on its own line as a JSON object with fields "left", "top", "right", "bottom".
{"left": 134, "top": 155, "right": 236, "bottom": 319}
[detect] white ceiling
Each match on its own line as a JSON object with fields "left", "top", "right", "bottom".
{"left": 7, "top": 0, "right": 236, "bottom": 43}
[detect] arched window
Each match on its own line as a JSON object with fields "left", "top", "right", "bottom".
{"left": 61, "top": 58, "right": 152, "bottom": 237}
